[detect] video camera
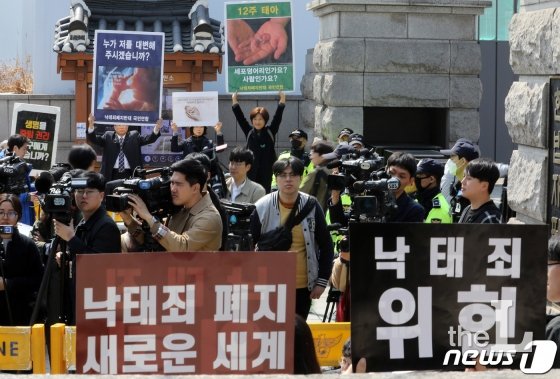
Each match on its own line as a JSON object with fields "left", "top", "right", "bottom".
{"left": 327, "top": 148, "right": 385, "bottom": 193}
{"left": 0, "top": 155, "right": 32, "bottom": 195}
{"left": 105, "top": 167, "right": 173, "bottom": 219}
{"left": 219, "top": 199, "right": 255, "bottom": 251}
{"left": 41, "top": 172, "right": 88, "bottom": 223}
{"left": 327, "top": 148, "right": 398, "bottom": 222}
{"left": 0, "top": 225, "right": 14, "bottom": 235}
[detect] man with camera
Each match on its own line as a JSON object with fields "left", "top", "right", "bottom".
{"left": 52, "top": 171, "right": 121, "bottom": 324}
{"left": 121, "top": 158, "right": 223, "bottom": 252}
{"left": 0, "top": 134, "right": 34, "bottom": 225}
{"left": 328, "top": 151, "right": 425, "bottom": 224}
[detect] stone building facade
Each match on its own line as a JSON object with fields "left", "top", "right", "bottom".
{"left": 505, "top": 0, "right": 558, "bottom": 224}
{"left": 301, "top": 0, "right": 491, "bottom": 149}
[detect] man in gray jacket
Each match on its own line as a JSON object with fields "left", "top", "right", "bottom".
{"left": 226, "top": 147, "right": 266, "bottom": 204}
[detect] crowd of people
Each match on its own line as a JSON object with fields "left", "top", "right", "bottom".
{"left": 0, "top": 90, "right": 544, "bottom": 374}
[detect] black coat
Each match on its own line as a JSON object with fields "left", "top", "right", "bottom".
{"left": 0, "top": 229, "right": 44, "bottom": 325}
{"left": 50, "top": 205, "right": 121, "bottom": 326}
{"left": 170, "top": 134, "right": 225, "bottom": 158}
{"left": 232, "top": 103, "right": 285, "bottom": 193}
{"left": 87, "top": 129, "right": 160, "bottom": 181}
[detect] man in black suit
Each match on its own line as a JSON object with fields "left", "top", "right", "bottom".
{"left": 86, "top": 114, "right": 162, "bottom": 181}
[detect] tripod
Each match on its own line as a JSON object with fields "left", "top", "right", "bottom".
{"left": 225, "top": 232, "right": 253, "bottom": 251}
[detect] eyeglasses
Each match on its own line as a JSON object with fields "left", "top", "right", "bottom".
{"left": 229, "top": 161, "right": 246, "bottom": 167}
{"left": 276, "top": 172, "right": 300, "bottom": 179}
{"left": 0, "top": 210, "right": 18, "bottom": 218}
{"left": 75, "top": 189, "right": 100, "bottom": 197}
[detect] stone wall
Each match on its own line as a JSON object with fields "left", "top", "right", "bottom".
{"left": 504, "top": 1, "right": 559, "bottom": 224}
{"left": 303, "top": 0, "right": 490, "bottom": 146}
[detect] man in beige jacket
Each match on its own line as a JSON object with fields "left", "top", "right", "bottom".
{"left": 121, "top": 158, "right": 222, "bottom": 251}
{"left": 226, "top": 147, "right": 266, "bottom": 204}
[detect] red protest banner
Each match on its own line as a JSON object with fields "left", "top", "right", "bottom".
{"left": 75, "top": 252, "right": 295, "bottom": 374}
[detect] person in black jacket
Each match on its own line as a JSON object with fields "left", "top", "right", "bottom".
{"left": 0, "top": 193, "right": 44, "bottom": 326}
{"left": 52, "top": 171, "right": 121, "bottom": 325}
{"left": 170, "top": 121, "right": 225, "bottom": 158}
{"left": 86, "top": 114, "right": 162, "bottom": 181}
{"left": 232, "top": 91, "right": 286, "bottom": 193}
{"left": 457, "top": 158, "right": 502, "bottom": 224}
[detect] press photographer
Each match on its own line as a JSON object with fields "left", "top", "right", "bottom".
{"left": 52, "top": 171, "right": 121, "bottom": 325}
{"left": 0, "top": 134, "right": 34, "bottom": 225}
{"left": 328, "top": 151, "right": 425, "bottom": 224}
{"left": 0, "top": 194, "right": 44, "bottom": 326}
{"left": 120, "top": 158, "right": 222, "bottom": 252}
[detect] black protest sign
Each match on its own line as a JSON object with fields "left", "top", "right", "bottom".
{"left": 11, "top": 103, "right": 60, "bottom": 171}
{"left": 350, "top": 223, "right": 547, "bottom": 372}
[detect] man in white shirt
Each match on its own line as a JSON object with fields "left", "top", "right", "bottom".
{"left": 226, "top": 147, "right": 265, "bottom": 204}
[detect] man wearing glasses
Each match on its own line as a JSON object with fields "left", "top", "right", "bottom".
{"left": 226, "top": 147, "right": 266, "bottom": 204}
{"left": 250, "top": 157, "right": 333, "bottom": 318}
{"left": 53, "top": 171, "right": 121, "bottom": 324}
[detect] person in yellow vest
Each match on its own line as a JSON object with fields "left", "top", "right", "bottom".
{"left": 271, "top": 129, "right": 313, "bottom": 191}
{"left": 414, "top": 158, "right": 452, "bottom": 223}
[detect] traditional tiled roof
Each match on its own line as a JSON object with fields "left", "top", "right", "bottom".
{"left": 53, "top": 0, "right": 223, "bottom": 54}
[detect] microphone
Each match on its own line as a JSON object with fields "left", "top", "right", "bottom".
{"left": 215, "top": 144, "right": 228, "bottom": 153}
{"left": 353, "top": 177, "right": 400, "bottom": 192}
{"left": 326, "top": 160, "right": 342, "bottom": 169}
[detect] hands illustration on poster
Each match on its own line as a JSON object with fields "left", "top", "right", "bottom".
{"left": 227, "top": 18, "right": 289, "bottom": 65}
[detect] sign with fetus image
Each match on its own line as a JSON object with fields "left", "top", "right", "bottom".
{"left": 172, "top": 91, "right": 219, "bottom": 127}
{"left": 92, "top": 30, "right": 164, "bottom": 126}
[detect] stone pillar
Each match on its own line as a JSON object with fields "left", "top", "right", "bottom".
{"left": 303, "top": 0, "right": 490, "bottom": 143}
{"left": 505, "top": 1, "right": 559, "bottom": 224}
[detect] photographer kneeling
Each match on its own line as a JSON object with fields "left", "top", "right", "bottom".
{"left": 121, "top": 158, "right": 223, "bottom": 252}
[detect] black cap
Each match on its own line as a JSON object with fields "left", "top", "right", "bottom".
{"left": 441, "top": 139, "right": 479, "bottom": 162}
{"left": 338, "top": 128, "right": 354, "bottom": 138}
{"left": 289, "top": 129, "right": 308, "bottom": 140}
{"left": 416, "top": 158, "right": 444, "bottom": 179}
{"left": 349, "top": 133, "right": 364, "bottom": 147}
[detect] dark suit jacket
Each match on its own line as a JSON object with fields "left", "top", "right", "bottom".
{"left": 87, "top": 129, "right": 160, "bottom": 181}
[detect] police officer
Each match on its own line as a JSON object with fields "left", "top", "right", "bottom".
{"left": 337, "top": 128, "right": 354, "bottom": 145}
{"left": 415, "top": 158, "right": 452, "bottom": 223}
{"left": 271, "top": 129, "right": 312, "bottom": 190}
